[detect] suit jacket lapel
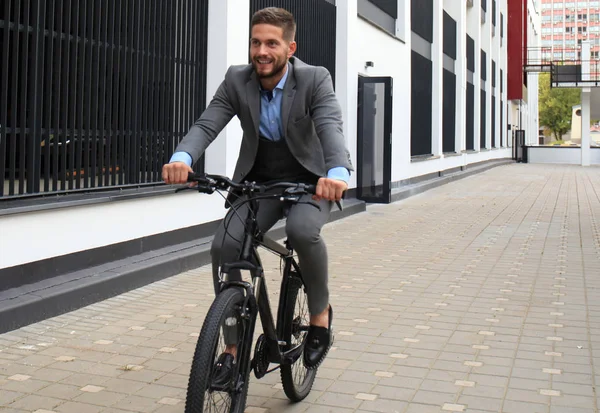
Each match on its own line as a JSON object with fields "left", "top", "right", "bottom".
{"left": 281, "top": 62, "right": 297, "bottom": 135}
{"left": 246, "top": 72, "right": 261, "bottom": 138}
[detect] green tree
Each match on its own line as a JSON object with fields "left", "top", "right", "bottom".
{"left": 538, "top": 73, "right": 581, "bottom": 141}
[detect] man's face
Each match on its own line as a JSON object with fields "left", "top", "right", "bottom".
{"left": 250, "top": 24, "right": 296, "bottom": 79}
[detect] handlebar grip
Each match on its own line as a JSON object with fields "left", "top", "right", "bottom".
{"left": 306, "top": 184, "right": 317, "bottom": 195}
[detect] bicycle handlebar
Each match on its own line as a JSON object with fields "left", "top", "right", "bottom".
{"left": 186, "top": 172, "right": 317, "bottom": 195}
{"left": 183, "top": 172, "right": 343, "bottom": 211}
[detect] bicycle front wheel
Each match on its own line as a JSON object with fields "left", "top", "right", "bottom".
{"left": 185, "top": 288, "right": 253, "bottom": 413}
{"left": 280, "top": 274, "right": 317, "bottom": 402}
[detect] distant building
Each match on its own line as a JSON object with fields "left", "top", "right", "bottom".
{"left": 541, "top": 0, "right": 600, "bottom": 61}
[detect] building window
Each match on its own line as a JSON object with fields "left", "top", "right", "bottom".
{"left": 358, "top": 0, "right": 402, "bottom": 37}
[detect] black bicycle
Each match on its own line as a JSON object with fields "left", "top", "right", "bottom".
{"left": 181, "top": 172, "right": 334, "bottom": 413}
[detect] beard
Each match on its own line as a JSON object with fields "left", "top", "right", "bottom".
{"left": 252, "top": 57, "right": 287, "bottom": 79}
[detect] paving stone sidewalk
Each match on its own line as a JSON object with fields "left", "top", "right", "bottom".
{"left": 1, "top": 163, "right": 600, "bottom": 413}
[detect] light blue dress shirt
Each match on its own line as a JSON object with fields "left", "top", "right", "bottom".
{"left": 170, "top": 65, "right": 349, "bottom": 183}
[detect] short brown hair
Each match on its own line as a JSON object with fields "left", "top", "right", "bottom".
{"left": 251, "top": 7, "right": 296, "bottom": 42}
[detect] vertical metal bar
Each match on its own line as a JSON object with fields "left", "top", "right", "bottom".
{"left": 133, "top": 0, "right": 144, "bottom": 184}
{"left": 159, "top": 0, "right": 169, "bottom": 174}
{"left": 8, "top": 0, "right": 21, "bottom": 195}
{"left": 76, "top": 0, "right": 86, "bottom": 189}
{"left": 185, "top": 0, "right": 192, "bottom": 144}
{"left": 109, "top": 0, "right": 119, "bottom": 186}
{"left": 90, "top": 0, "right": 101, "bottom": 188}
{"left": 43, "top": 0, "right": 55, "bottom": 193}
{"left": 0, "top": 0, "right": 13, "bottom": 196}
{"left": 18, "top": 0, "right": 31, "bottom": 194}
{"left": 60, "top": 0, "right": 72, "bottom": 190}
{"left": 139, "top": 0, "right": 149, "bottom": 184}
{"left": 68, "top": 0, "right": 79, "bottom": 190}
{"left": 83, "top": 0, "right": 94, "bottom": 188}
{"left": 154, "top": 0, "right": 163, "bottom": 182}
{"left": 125, "top": 0, "right": 134, "bottom": 185}
{"left": 165, "top": 2, "right": 176, "bottom": 161}
{"left": 147, "top": 0, "right": 157, "bottom": 183}
{"left": 106, "top": 0, "right": 115, "bottom": 186}
{"left": 118, "top": 0, "right": 128, "bottom": 185}
{"left": 98, "top": 0, "right": 109, "bottom": 187}
{"left": 28, "top": 0, "right": 46, "bottom": 194}
{"left": 51, "top": 0, "right": 63, "bottom": 192}
{"left": 173, "top": 0, "right": 181, "bottom": 155}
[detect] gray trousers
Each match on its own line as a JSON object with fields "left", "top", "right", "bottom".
{"left": 211, "top": 193, "right": 333, "bottom": 317}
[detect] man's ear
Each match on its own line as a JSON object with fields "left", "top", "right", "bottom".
{"left": 288, "top": 41, "right": 297, "bottom": 58}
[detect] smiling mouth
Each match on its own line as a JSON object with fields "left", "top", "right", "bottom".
{"left": 256, "top": 59, "right": 273, "bottom": 65}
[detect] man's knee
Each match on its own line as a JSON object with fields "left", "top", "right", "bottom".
{"left": 286, "top": 218, "right": 321, "bottom": 247}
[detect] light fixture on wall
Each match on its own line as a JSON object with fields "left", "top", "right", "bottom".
{"left": 365, "top": 61, "right": 374, "bottom": 69}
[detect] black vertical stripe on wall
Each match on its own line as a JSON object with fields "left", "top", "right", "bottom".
{"left": 481, "top": 50, "right": 487, "bottom": 81}
{"left": 368, "top": 0, "right": 397, "bottom": 18}
{"left": 466, "top": 82, "right": 475, "bottom": 150}
{"left": 492, "top": 60, "right": 496, "bottom": 88}
{"left": 501, "top": 100, "right": 504, "bottom": 146}
{"left": 443, "top": 12, "right": 457, "bottom": 60}
{"left": 500, "top": 69, "right": 503, "bottom": 93}
{"left": 411, "top": 0, "right": 433, "bottom": 43}
{"left": 411, "top": 51, "right": 433, "bottom": 156}
{"left": 443, "top": 69, "right": 456, "bottom": 153}
{"left": 250, "top": 0, "right": 336, "bottom": 87}
{"left": 482, "top": 0, "right": 487, "bottom": 12}
{"left": 467, "top": 35, "right": 475, "bottom": 73}
{"left": 492, "top": 97, "right": 496, "bottom": 148}
{"left": 480, "top": 89, "right": 487, "bottom": 149}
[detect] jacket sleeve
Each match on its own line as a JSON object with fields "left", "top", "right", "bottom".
{"left": 310, "top": 67, "right": 354, "bottom": 173}
{"left": 173, "top": 67, "right": 236, "bottom": 165}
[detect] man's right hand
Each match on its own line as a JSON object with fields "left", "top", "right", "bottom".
{"left": 162, "top": 162, "right": 194, "bottom": 184}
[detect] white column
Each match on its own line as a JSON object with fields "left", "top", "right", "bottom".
{"left": 204, "top": 0, "right": 249, "bottom": 177}
{"left": 431, "top": 0, "right": 444, "bottom": 156}
{"left": 335, "top": 0, "right": 358, "bottom": 188}
{"left": 581, "top": 40, "right": 591, "bottom": 166}
{"left": 456, "top": 3, "right": 467, "bottom": 153}
{"left": 582, "top": 89, "right": 591, "bottom": 166}
{"left": 471, "top": 5, "right": 482, "bottom": 151}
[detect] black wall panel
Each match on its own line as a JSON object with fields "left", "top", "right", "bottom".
{"left": 411, "top": 51, "right": 433, "bottom": 156}
{"left": 369, "top": 0, "right": 398, "bottom": 18}
{"left": 443, "top": 70, "right": 456, "bottom": 153}
{"left": 492, "top": 97, "right": 496, "bottom": 147}
{"left": 466, "top": 83, "right": 475, "bottom": 150}
{"left": 411, "top": 0, "right": 433, "bottom": 43}
{"left": 481, "top": 50, "right": 487, "bottom": 81}
{"left": 467, "top": 35, "right": 475, "bottom": 73}
{"left": 480, "top": 89, "right": 487, "bottom": 149}
{"left": 443, "top": 12, "right": 457, "bottom": 59}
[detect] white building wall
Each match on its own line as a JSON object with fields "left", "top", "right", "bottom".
{"left": 1, "top": 0, "right": 536, "bottom": 270}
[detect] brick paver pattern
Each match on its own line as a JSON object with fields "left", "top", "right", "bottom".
{"left": 1, "top": 164, "right": 600, "bottom": 413}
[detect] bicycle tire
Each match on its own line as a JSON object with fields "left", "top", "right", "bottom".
{"left": 185, "top": 288, "right": 253, "bottom": 413}
{"left": 280, "top": 275, "right": 317, "bottom": 402}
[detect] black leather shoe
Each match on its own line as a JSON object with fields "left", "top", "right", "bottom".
{"left": 211, "top": 353, "right": 235, "bottom": 388}
{"left": 303, "top": 305, "right": 333, "bottom": 369}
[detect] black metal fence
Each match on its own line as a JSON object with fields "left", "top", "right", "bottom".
{"left": 0, "top": 0, "right": 208, "bottom": 198}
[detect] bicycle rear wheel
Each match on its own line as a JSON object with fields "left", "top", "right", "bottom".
{"left": 185, "top": 288, "right": 253, "bottom": 413}
{"left": 280, "top": 274, "right": 317, "bottom": 402}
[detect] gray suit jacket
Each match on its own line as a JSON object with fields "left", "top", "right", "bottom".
{"left": 175, "top": 57, "right": 354, "bottom": 183}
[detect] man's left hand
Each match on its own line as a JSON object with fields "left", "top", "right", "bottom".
{"left": 314, "top": 177, "right": 347, "bottom": 202}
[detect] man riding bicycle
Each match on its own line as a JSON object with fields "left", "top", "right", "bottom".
{"left": 162, "top": 7, "right": 352, "bottom": 383}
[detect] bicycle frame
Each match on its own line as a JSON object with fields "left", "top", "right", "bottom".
{"left": 217, "top": 195, "right": 305, "bottom": 370}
